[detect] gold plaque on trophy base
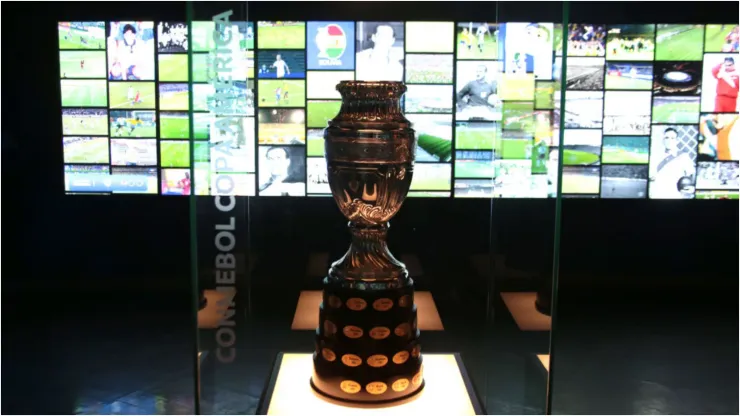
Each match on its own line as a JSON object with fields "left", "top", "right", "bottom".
{"left": 412, "top": 368, "right": 423, "bottom": 386}
{"left": 392, "top": 350, "right": 410, "bottom": 365}
{"left": 392, "top": 378, "right": 410, "bottom": 392}
{"left": 340, "top": 380, "right": 361, "bottom": 394}
{"left": 394, "top": 323, "right": 410, "bottom": 338}
{"left": 346, "top": 298, "right": 368, "bottom": 311}
{"left": 366, "top": 382, "right": 388, "bottom": 395}
{"left": 412, "top": 345, "right": 421, "bottom": 358}
{"left": 323, "top": 320, "right": 337, "bottom": 337}
{"left": 366, "top": 354, "right": 389, "bottom": 368}
{"left": 369, "top": 326, "right": 391, "bottom": 340}
{"left": 321, "top": 348, "right": 336, "bottom": 362}
{"left": 327, "top": 295, "right": 342, "bottom": 309}
{"left": 398, "top": 295, "right": 412, "bottom": 308}
{"left": 373, "top": 298, "right": 394, "bottom": 312}
{"left": 343, "top": 325, "right": 363, "bottom": 339}
{"left": 341, "top": 354, "right": 362, "bottom": 367}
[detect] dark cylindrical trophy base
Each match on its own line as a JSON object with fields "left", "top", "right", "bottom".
{"left": 198, "top": 289, "right": 207, "bottom": 311}
{"left": 535, "top": 283, "right": 551, "bottom": 316}
{"left": 311, "top": 277, "right": 425, "bottom": 403}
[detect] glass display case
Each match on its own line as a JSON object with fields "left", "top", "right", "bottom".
{"left": 189, "top": 2, "right": 568, "bottom": 414}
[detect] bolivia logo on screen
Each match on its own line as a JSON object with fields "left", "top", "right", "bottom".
{"left": 315, "top": 24, "right": 347, "bottom": 64}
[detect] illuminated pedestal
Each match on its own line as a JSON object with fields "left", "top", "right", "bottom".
{"left": 500, "top": 292, "right": 552, "bottom": 331}
{"left": 198, "top": 289, "right": 237, "bottom": 329}
{"left": 537, "top": 354, "right": 550, "bottom": 372}
{"left": 259, "top": 353, "right": 483, "bottom": 415}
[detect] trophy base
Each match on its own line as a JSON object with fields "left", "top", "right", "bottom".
{"left": 310, "top": 375, "right": 425, "bottom": 405}
{"left": 311, "top": 276, "right": 424, "bottom": 403}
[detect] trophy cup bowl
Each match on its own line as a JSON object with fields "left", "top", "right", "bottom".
{"left": 310, "top": 81, "right": 425, "bottom": 404}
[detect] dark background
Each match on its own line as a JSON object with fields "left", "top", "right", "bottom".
{"left": 3, "top": 0, "right": 736, "bottom": 303}
{"left": 2, "top": 1, "right": 738, "bottom": 414}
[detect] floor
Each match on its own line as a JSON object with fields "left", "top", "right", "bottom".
{"left": 2, "top": 254, "right": 737, "bottom": 415}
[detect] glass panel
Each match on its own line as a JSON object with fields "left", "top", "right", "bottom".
{"left": 187, "top": 3, "right": 254, "bottom": 415}
{"left": 190, "top": 4, "right": 565, "bottom": 415}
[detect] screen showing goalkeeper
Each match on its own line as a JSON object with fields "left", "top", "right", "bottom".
{"left": 456, "top": 64, "right": 501, "bottom": 121}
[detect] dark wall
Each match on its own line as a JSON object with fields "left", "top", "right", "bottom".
{"left": 2, "top": 2, "right": 737, "bottom": 313}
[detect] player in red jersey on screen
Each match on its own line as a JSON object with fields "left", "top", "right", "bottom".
{"left": 80, "top": 60, "right": 85, "bottom": 70}
{"left": 177, "top": 171, "right": 191, "bottom": 195}
{"left": 712, "top": 57, "right": 739, "bottom": 112}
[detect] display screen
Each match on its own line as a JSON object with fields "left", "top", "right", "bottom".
{"left": 59, "top": 20, "right": 740, "bottom": 199}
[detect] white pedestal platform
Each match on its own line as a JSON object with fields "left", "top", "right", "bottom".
{"left": 259, "top": 353, "right": 484, "bottom": 415}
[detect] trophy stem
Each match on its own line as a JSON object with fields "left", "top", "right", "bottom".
{"left": 328, "top": 221, "right": 408, "bottom": 283}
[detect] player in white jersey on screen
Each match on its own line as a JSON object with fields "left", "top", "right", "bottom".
{"left": 476, "top": 24, "right": 489, "bottom": 54}
{"left": 109, "top": 23, "right": 148, "bottom": 80}
{"left": 356, "top": 24, "right": 404, "bottom": 81}
{"left": 649, "top": 127, "right": 696, "bottom": 199}
{"left": 271, "top": 54, "right": 290, "bottom": 79}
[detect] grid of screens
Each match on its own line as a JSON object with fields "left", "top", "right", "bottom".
{"left": 59, "top": 21, "right": 739, "bottom": 199}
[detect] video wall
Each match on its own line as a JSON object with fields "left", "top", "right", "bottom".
{"left": 59, "top": 21, "right": 739, "bottom": 199}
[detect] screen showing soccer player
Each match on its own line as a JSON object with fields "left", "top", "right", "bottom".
{"left": 705, "top": 24, "right": 739, "bottom": 53}
{"left": 256, "top": 50, "right": 306, "bottom": 79}
{"left": 157, "top": 22, "right": 188, "bottom": 53}
{"left": 60, "top": 51, "right": 107, "bottom": 79}
{"left": 107, "top": 21, "right": 155, "bottom": 80}
{"left": 258, "top": 109, "right": 306, "bottom": 145}
{"left": 109, "top": 110, "right": 157, "bottom": 138}
{"left": 649, "top": 125, "right": 698, "bottom": 199}
{"left": 110, "top": 138, "right": 157, "bottom": 166}
{"left": 600, "top": 165, "right": 648, "bottom": 198}
{"left": 63, "top": 137, "right": 110, "bottom": 164}
{"left": 63, "top": 109, "right": 108, "bottom": 136}
{"left": 701, "top": 54, "right": 739, "bottom": 113}
{"left": 60, "top": 80, "right": 108, "bottom": 107}
{"left": 456, "top": 61, "right": 501, "bottom": 121}
{"left": 161, "top": 168, "right": 192, "bottom": 195}
{"left": 457, "top": 22, "right": 499, "bottom": 60}
{"left": 605, "top": 62, "right": 653, "bottom": 90}
{"left": 258, "top": 146, "right": 306, "bottom": 196}
{"left": 605, "top": 24, "right": 655, "bottom": 61}
{"left": 655, "top": 24, "right": 704, "bottom": 61}
{"left": 503, "top": 23, "right": 554, "bottom": 79}
{"left": 59, "top": 22, "right": 105, "bottom": 50}
{"left": 109, "top": 82, "right": 155, "bottom": 109}
{"left": 307, "top": 157, "right": 331, "bottom": 194}
{"left": 257, "top": 21, "right": 306, "bottom": 49}
{"left": 698, "top": 114, "right": 740, "bottom": 161}
{"left": 696, "top": 161, "right": 740, "bottom": 190}
{"left": 355, "top": 22, "right": 405, "bottom": 81}
{"left": 258, "top": 80, "right": 306, "bottom": 107}
{"left": 567, "top": 24, "right": 606, "bottom": 57}
{"left": 406, "top": 54, "right": 453, "bottom": 84}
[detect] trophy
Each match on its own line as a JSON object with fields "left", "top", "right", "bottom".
{"left": 310, "top": 81, "right": 424, "bottom": 403}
